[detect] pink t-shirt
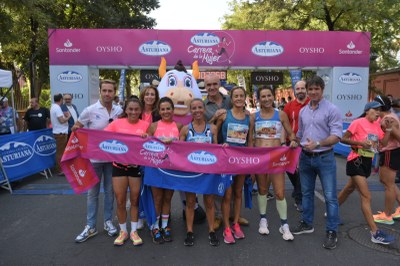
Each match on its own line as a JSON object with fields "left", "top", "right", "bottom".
{"left": 105, "top": 118, "right": 149, "bottom": 136}
{"left": 347, "top": 117, "right": 384, "bottom": 161}
{"left": 154, "top": 120, "right": 180, "bottom": 140}
{"left": 380, "top": 113, "right": 400, "bottom": 152}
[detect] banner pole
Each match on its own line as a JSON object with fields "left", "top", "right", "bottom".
{"left": 0, "top": 158, "right": 13, "bottom": 194}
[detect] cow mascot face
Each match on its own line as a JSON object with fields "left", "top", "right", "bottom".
{"left": 158, "top": 57, "right": 202, "bottom": 124}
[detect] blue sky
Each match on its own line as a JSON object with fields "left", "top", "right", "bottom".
{"left": 149, "top": 0, "right": 230, "bottom": 30}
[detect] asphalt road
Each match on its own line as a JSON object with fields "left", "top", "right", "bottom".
{"left": 0, "top": 155, "right": 399, "bottom": 265}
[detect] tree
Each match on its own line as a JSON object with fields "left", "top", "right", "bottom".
{"left": 0, "top": 0, "right": 159, "bottom": 103}
{"left": 222, "top": 0, "right": 400, "bottom": 70}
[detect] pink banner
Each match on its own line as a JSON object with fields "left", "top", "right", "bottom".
{"left": 49, "top": 29, "right": 370, "bottom": 67}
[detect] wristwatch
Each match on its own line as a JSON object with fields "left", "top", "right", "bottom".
{"left": 316, "top": 141, "right": 321, "bottom": 149}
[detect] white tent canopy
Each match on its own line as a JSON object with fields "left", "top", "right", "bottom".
{"left": 0, "top": 69, "right": 12, "bottom": 88}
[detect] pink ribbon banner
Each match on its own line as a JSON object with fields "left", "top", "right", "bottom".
{"left": 49, "top": 29, "right": 370, "bottom": 67}
{"left": 61, "top": 129, "right": 301, "bottom": 193}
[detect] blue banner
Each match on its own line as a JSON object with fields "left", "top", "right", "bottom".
{"left": 118, "top": 69, "right": 126, "bottom": 103}
{"left": 144, "top": 167, "right": 232, "bottom": 196}
{"left": 0, "top": 129, "right": 56, "bottom": 181}
{"left": 289, "top": 70, "right": 302, "bottom": 90}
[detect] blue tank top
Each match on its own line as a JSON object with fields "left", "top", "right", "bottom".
{"left": 254, "top": 109, "right": 283, "bottom": 139}
{"left": 222, "top": 109, "right": 250, "bottom": 146}
{"left": 186, "top": 122, "right": 213, "bottom": 143}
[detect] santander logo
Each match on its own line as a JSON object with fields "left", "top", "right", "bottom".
{"left": 56, "top": 39, "right": 81, "bottom": 53}
{"left": 339, "top": 41, "right": 363, "bottom": 55}
{"left": 272, "top": 153, "right": 290, "bottom": 167}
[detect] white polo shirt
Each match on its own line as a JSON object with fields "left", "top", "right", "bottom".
{"left": 50, "top": 103, "right": 68, "bottom": 134}
{"left": 78, "top": 100, "right": 122, "bottom": 163}
{"left": 78, "top": 100, "right": 122, "bottom": 130}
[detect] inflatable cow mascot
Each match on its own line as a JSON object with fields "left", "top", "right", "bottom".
{"left": 157, "top": 57, "right": 206, "bottom": 224}
{"left": 158, "top": 57, "right": 202, "bottom": 125}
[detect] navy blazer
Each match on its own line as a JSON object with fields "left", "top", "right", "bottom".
{"left": 61, "top": 104, "right": 79, "bottom": 133}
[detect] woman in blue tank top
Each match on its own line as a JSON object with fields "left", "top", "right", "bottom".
{"left": 248, "top": 86, "right": 298, "bottom": 241}
{"left": 215, "top": 86, "right": 250, "bottom": 244}
{"left": 179, "top": 98, "right": 219, "bottom": 246}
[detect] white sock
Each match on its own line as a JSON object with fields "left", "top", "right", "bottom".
{"left": 131, "top": 221, "right": 138, "bottom": 232}
{"left": 119, "top": 223, "right": 127, "bottom": 233}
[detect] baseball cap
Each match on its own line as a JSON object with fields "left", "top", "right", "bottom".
{"left": 374, "top": 95, "right": 391, "bottom": 111}
{"left": 364, "top": 101, "right": 382, "bottom": 112}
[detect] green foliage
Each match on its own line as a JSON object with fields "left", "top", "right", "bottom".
{"left": 223, "top": 0, "right": 400, "bottom": 70}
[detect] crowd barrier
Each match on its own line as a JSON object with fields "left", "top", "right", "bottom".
{"left": 0, "top": 129, "right": 56, "bottom": 193}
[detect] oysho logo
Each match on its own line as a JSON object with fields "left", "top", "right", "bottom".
{"left": 339, "top": 41, "right": 363, "bottom": 55}
{"left": 252, "top": 41, "right": 284, "bottom": 57}
{"left": 143, "top": 141, "right": 166, "bottom": 152}
{"left": 190, "top": 33, "right": 220, "bottom": 47}
{"left": 34, "top": 135, "right": 56, "bottom": 156}
{"left": 57, "top": 71, "right": 83, "bottom": 83}
{"left": 96, "top": 46, "right": 123, "bottom": 53}
{"left": 56, "top": 39, "right": 81, "bottom": 53}
{"left": 336, "top": 94, "right": 362, "bottom": 100}
{"left": 99, "top": 140, "right": 128, "bottom": 154}
{"left": 0, "top": 141, "right": 34, "bottom": 167}
{"left": 228, "top": 156, "right": 260, "bottom": 164}
{"left": 187, "top": 151, "right": 217, "bottom": 165}
{"left": 339, "top": 73, "right": 362, "bottom": 84}
{"left": 139, "top": 41, "right": 171, "bottom": 56}
{"left": 299, "top": 47, "right": 325, "bottom": 54}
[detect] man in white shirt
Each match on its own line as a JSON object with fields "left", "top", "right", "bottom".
{"left": 50, "top": 93, "right": 71, "bottom": 175}
{"left": 72, "top": 79, "right": 123, "bottom": 243}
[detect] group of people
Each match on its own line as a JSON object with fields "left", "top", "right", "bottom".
{"left": 9, "top": 73, "right": 399, "bottom": 249}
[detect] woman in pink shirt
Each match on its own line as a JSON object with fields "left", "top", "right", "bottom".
{"left": 139, "top": 85, "right": 160, "bottom": 124}
{"left": 373, "top": 95, "right": 400, "bottom": 226}
{"left": 104, "top": 98, "right": 149, "bottom": 246}
{"left": 338, "top": 101, "right": 394, "bottom": 245}
{"left": 147, "top": 97, "right": 183, "bottom": 244}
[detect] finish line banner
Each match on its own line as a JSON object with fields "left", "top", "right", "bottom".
{"left": 0, "top": 129, "right": 56, "bottom": 182}
{"left": 61, "top": 128, "right": 301, "bottom": 194}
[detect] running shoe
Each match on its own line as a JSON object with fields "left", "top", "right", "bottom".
{"left": 75, "top": 225, "right": 98, "bottom": 243}
{"left": 371, "top": 230, "right": 395, "bottom": 245}
{"left": 294, "top": 202, "right": 303, "bottom": 212}
{"left": 323, "top": 230, "right": 337, "bottom": 249}
{"left": 130, "top": 231, "right": 143, "bottom": 246}
{"left": 161, "top": 227, "right": 173, "bottom": 242}
{"left": 104, "top": 220, "right": 118, "bottom": 236}
{"left": 392, "top": 207, "right": 400, "bottom": 220}
{"left": 114, "top": 230, "right": 128, "bottom": 246}
{"left": 373, "top": 211, "right": 394, "bottom": 225}
{"left": 292, "top": 221, "right": 314, "bottom": 235}
{"left": 208, "top": 232, "right": 220, "bottom": 246}
{"left": 258, "top": 218, "right": 269, "bottom": 235}
{"left": 151, "top": 228, "right": 164, "bottom": 244}
{"left": 184, "top": 232, "right": 194, "bottom": 246}
{"left": 223, "top": 227, "right": 235, "bottom": 244}
{"left": 232, "top": 223, "right": 245, "bottom": 239}
{"left": 279, "top": 224, "right": 294, "bottom": 241}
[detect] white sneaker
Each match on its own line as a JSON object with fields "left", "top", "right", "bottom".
{"left": 137, "top": 218, "right": 144, "bottom": 230}
{"left": 279, "top": 224, "right": 294, "bottom": 241}
{"left": 75, "top": 225, "right": 98, "bottom": 243}
{"left": 104, "top": 220, "right": 118, "bottom": 236}
{"left": 258, "top": 218, "right": 269, "bottom": 235}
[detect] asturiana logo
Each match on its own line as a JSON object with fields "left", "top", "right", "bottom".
{"left": 57, "top": 71, "right": 83, "bottom": 83}
{"left": 190, "top": 33, "right": 220, "bottom": 47}
{"left": 187, "top": 151, "right": 217, "bottom": 165}
{"left": 339, "top": 73, "right": 362, "bottom": 84}
{"left": 34, "top": 135, "right": 56, "bottom": 156}
{"left": 252, "top": 41, "right": 284, "bottom": 57}
{"left": 0, "top": 141, "right": 34, "bottom": 167}
{"left": 139, "top": 41, "right": 171, "bottom": 56}
{"left": 99, "top": 140, "right": 128, "bottom": 154}
{"left": 143, "top": 141, "right": 166, "bottom": 152}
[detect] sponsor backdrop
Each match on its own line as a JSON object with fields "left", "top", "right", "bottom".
{"left": 50, "top": 65, "right": 99, "bottom": 114}
{"left": 0, "top": 129, "right": 56, "bottom": 182}
{"left": 49, "top": 29, "right": 370, "bottom": 67}
{"left": 61, "top": 129, "right": 301, "bottom": 193}
{"left": 317, "top": 68, "right": 334, "bottom": 102}
{"left": 332, "top": 67, "right": 369, "bottom": 122}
